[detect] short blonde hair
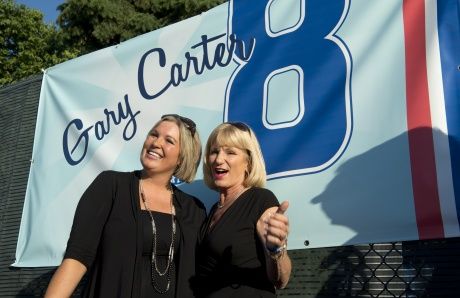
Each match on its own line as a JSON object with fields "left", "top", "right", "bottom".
{"left": 203, "top": 122, "right": 266, "bottom": 190}
{"left": 154, "top": 115, "right": 201, "bottom": 183}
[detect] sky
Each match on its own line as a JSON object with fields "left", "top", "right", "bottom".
{"left": 15, "top": 0, "right": 63, "bottom": 24}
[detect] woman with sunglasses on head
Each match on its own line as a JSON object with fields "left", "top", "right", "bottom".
{"left": 194, "top": 122, "right": 292, "bottom": 297}
{"left": 45, "top": 114, "right": 205, "bottom": 298}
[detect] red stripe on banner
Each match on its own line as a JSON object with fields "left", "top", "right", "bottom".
{"left": 402, "top": 0, "right": 444, "bottom": 239}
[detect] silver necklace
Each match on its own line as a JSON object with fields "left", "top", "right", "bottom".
{"left": 139, "top": 180, "right": 176, "bottom": 294}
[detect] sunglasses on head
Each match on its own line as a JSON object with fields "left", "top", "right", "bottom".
{"left": 228, "top": 122, "right": 251, "bottom": 134}
{"left": 162, "top": 114, "right": 196, "bottom": 137}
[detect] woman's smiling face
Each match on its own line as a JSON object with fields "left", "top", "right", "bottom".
{"left": 140, "top": 120, "right": 180, "bottom": 176}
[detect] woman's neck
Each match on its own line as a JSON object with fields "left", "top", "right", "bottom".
{"left": 219, "top": 185, "right": 248, "bottom": 205}
{"left": 141, "top": 169, "right": 172, "bottom": 189}
{"left": 139, "top": 170, "right": 174, "bottom": 213}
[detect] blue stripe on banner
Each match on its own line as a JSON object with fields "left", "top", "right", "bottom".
{"left": 437, "top": 0, "right": 460, "bottom": 226}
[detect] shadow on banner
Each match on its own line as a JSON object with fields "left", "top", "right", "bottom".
{"left": 308, "top": 127, "right": 460, "bottom": 297}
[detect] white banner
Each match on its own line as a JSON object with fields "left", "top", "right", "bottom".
{"left": 14, "top": 0, "right": 460, "bottom": 266}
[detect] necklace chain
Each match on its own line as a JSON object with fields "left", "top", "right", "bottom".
{"left": 139, "top": 179, "right": 176, "bottom": 294}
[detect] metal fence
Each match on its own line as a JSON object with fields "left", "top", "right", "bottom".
{"left": 279, "top": 239, "right": 460, "bottom": 297}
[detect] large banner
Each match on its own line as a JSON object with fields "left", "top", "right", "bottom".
{"left": 14, "top": 0, "right": 459, "bottom": 266}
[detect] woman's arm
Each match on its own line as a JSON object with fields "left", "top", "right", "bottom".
{"left": 45, "top": 258, "right": 87, "bottom": 298}
{"left": 45, "top": 172, "right": 115, "bottom": 297}
{"left": 257, "top": 201, "right": 292, "bottom": 289}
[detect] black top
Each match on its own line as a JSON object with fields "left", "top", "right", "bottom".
{"left": 195, "top": 187, "right": 279, "bottom": 297}
{"left": 64, "top": 170, "right": 206, "bottom": 298}
{"left": 140, "top": 210, "right": 180, "bottom": 298}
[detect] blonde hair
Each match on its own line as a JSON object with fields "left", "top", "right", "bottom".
{"left": 154, "top": 115, "right": 201, "bottom": 183}
{"left": 203, "top": 122, "right": 266, "bottom": 190}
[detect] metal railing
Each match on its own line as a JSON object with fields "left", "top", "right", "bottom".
{"left": 279, "top": 238, "right": 460, "bottom": 297}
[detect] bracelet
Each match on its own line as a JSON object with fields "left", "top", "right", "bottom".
{"left": 266, "top": 243, "right": 286, "bottom": 254}
{"left": 267, "top": 242, "right": 287, "bottom": 260}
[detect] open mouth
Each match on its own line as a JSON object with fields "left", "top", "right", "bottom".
{"left": 147, "top": 149, "right": 162, "bottom": 159}
{"left": 213, "top": 168, "right": 228, "bottom": 179}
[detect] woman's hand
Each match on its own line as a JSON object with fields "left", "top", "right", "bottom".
{"left": 264, "top": 201, "right": 290, "bottom": 251}
{"left": 257, "top": 201, "right": 292, "bottom": 289}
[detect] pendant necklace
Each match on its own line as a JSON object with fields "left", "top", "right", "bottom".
{"left": 140, "top": 179, "right": 176, "bottom": 294}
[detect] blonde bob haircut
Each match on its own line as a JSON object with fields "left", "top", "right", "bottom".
{"left": 203, "top": 122, "right": 266, "bottom": 191}
{"left": 154, "top": 115, "right": 201, "bottom": 183}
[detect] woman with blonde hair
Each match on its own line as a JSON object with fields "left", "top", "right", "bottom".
{"left": 195, "top": 122, "right": 292, "bottom": 297}
{"left": 46, "top": 114, "right": 206, "bottom": 297}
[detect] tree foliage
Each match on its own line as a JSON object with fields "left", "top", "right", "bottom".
{"left": 58, "top": 0, "right": 226, "bottom": 54}
{"left": 1, "top": 0, "right": 225, "bottom": 86}
{"left": 0, "top": 0, "right": 77, "bottom": 86}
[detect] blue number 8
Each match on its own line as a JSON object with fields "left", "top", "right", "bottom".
{"left": 225, "top": 0, "right": 352, "bottom": 178}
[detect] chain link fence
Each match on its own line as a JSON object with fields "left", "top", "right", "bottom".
{"left": 279, "top": 238, "right": 460, "bottom": 297}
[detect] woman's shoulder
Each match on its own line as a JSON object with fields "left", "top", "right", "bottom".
{"left": 96, "top": 170, "right": 138, "bottom": 181}
{"left": 95, "top": 169, "right": 134, "bottom": 179}
{"left": 88, "top": 170, "right": 137, "bottom": 191}
{"left": 173, "top": 186, "right": 206, "bottom": 210}
{"left": 248, "top": 187, "right": 277, "bottom": 200}
{"left": 173, "top": 186, "right": 207, "bottom": 225}
{"left": 247, "top": 187, "right": 279, "bottom": 209}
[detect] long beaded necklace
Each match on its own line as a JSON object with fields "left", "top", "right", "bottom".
{"left": 139, "top": 179, "right": 176, "bottom": 294}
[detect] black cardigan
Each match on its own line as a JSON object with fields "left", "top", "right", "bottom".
{"left": 64, "top": 170, "right": 207, "bottom": 297}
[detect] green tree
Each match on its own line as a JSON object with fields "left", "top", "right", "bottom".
{"left": 58, "top": 0, "right": 226, "bottom": 54}
{"left": 1, "top": 0, "right": 225, "bottom": 86}
{"left": 0, "top": 0, "right": 77, "bottom": 86}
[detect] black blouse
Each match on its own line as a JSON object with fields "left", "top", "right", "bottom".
{"left": 64, "top": 170, "right": 206, "bottom": 297}
{"left": 195, "top": 187, "right": 279, "bottom": 297}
